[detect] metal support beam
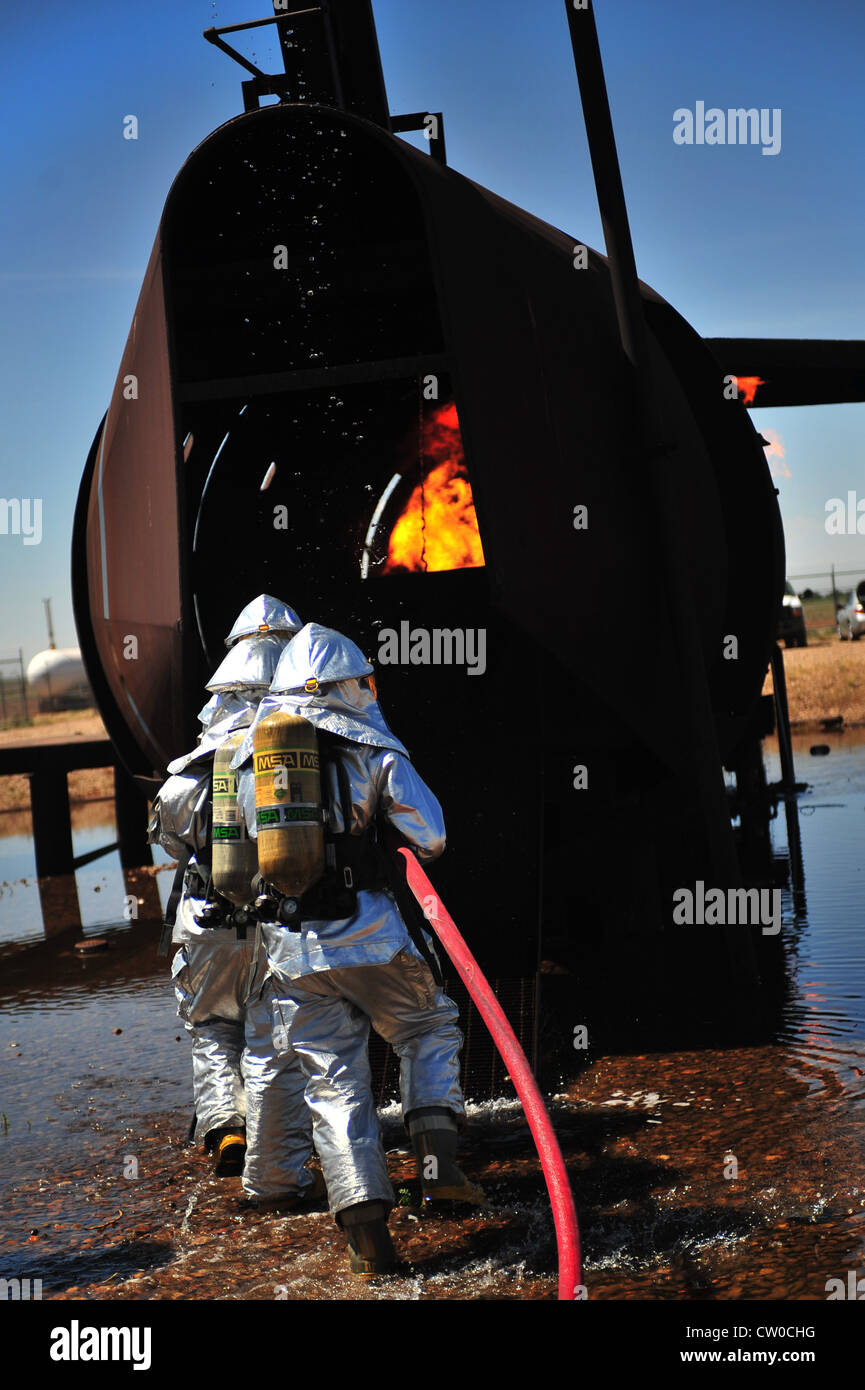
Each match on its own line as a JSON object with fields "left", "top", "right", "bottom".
{"left": 391, "top": 111, "right": 447, "bottom": 165}
{"left": 114, "top": 763, "right": 153, "bottom": 869}
{"left": 29, "top": 768, "right": 74, "bottom": 877}
{"left": 203, "top": 11, "right": 319, "bottom": 82}
{"left": 241, "top": 76, "right": 292, "bottom": 111}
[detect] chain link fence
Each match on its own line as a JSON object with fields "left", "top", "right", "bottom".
{"left": 0, "top": 653, "right": 30, "bottom": 727}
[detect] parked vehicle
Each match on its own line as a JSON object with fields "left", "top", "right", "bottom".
{"left": 837, "top": 582, "right": 865, "bottom": 641}
{"left": 778, "top": 580, "right": 807, "bottom": 647}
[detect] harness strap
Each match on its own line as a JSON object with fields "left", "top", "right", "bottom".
{"left": 245, "top": 920, "right": 264, "bottom": 1002}
{"left": 383, "top": 834, "right": 444, "bottom": 988}
{"left": 158, "top": 845, "right": 192, "bottom": 958}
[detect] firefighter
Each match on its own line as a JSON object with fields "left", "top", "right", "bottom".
{"left": 232, "top": 622, "right": 484, "bottom": 1274}
{"left": 149, "top": 596, "right": 314, "bottom": 1188}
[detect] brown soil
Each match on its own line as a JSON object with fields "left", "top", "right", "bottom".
{"left": 762, "top": 640, "right": 865, "bottom": 726}
{"left": 0, "top": 708, "right": 107, "bottom": 747}
{"left": 0, "top": 709, "right": 114, "bottom": 814}
{"left": 4, "top": 1043, "right": 863, "bottom": 1301}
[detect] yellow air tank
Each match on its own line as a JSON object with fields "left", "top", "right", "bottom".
{"left": 254, "top": 712, "right": 325, "bottom": 897}
{"left": 211, "top": 731, "right": 259, "bottom": 905}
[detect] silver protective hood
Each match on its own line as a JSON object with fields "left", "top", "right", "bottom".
{"left": 206, "top": 633, "right": 288, "bottom": 692}
{"left": 148, "top": 763, "right": 212, "bottom": 859}
{"left": 270, "top": 624, "right": 373, "bottom": 691}
{"left": 169, "top": 635, "right": 288, "bottom": 774}
{"left": 197, "top": 692, "right": 221, "bottom": 729}
{"left": 225, "top": 594, "right": 303, "bottom": 648}
{"left": 230, "top": 623, "right": 408, "bottom": 771}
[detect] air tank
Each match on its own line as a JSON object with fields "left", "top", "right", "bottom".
{"left": 254, "top": 712, "right": 325, "bottom": 897}
{"left": 211, "top": 730, "right": 259, "bottom": 905}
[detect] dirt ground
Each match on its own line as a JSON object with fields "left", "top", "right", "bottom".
{"left": 762, "top": 638, "right": 865, "bottom": 726}
{"left": 0, "top": 709, "right": 113, "bottom": 814}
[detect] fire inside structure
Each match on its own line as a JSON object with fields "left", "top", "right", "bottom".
{"left": 72, "top": 2, "right": 865, "bottom": 1076}
{"left": 381, "top": 402, "right": 485, "bottom": 576}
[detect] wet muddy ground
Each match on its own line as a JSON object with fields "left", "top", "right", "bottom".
{"left": 1, "top": 730, "right": 864, "bottom": 1300}
{"left": 2, "top": 1049, "right": 863, "bottom": 1301}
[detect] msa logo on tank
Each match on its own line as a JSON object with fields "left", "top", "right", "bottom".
{"left": 254, "top": 749, "right": 320, "bottom": 773}
{"left": 255, "top": 747, "right": 319, "bottom": 808}
{"left": 257, "top": 804, "right": 323, "bottom": 826}
{"left": 213, "top": 773, "right": 245, "bottom": 834}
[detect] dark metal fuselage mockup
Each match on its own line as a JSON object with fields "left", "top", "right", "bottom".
{"left": 72, "top": 4, "right": 789, "bottom": 1041}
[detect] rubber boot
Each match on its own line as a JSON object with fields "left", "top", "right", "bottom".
{"left": 207, "top": 1127, "right": 247, "bottom": 1177}
{"left": 239, "top": 1169, "right": 327, "bottom": 1214}
{"left": 339, "top": 1201, "right": 395, "bottom": 1277}
{"left": 407, "top": 1107, "right": 487, "bottom": 1208}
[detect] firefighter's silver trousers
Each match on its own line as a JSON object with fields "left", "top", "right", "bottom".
{"left": 241, "top": 983, "right": 316, "bottom": 1200}
{"left": 267, "top": 946, "right": 465, "bottom": 1215}
{"left": 171, "top": 921, "right": 254, "bottom": 1141}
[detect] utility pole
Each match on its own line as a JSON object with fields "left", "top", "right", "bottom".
{"left": 43, "top": 598, "right": 56, "bottom": 650}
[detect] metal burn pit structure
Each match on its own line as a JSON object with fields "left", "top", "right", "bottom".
{"left": 72, "top": 2, "right": 863, "bottom": 1079}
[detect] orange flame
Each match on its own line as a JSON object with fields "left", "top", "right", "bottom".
{"left": 734, "top": 375, "right": 764, "bottom": 406}
{"left": 383, "top": 401, "right": 485, "bottom": 573}
{"left": 761, "top": 427, "right": 790, "bottom": 478}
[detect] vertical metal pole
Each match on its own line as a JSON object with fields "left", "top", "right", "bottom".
{"left": 564, "top": 2, "right": 646, "bottom": 375}
{"left": 770, "top": 643, "right": 796, "bottom": 794}
{"left": 319, "top": 1, "right": 346, "bottom": 108}
{"left": 19, "top": 649, "right": 28, "bottom": 722}
{"left": 769, "top": 642, "right": 803, "bottom": 895}
{"left": 831, "top": 564, "right": 837, "bottom": 622}
{"left": 43, "top": 597, "right": 56, "bottom": 649}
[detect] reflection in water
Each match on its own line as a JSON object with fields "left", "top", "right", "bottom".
{"left": 1, "top": 732, "right": 864, "bottom": 1299}
{"left": 0, "top": 811, "right": 173, "bottom": 945}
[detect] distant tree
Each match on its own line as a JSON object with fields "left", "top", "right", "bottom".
{"left": 801, "top": 588, "right": 814, "bottom": 600}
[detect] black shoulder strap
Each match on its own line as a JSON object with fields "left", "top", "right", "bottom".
{"left": 317, "top": 731, "right": 354, "bottom": 837}
{"left": 158, "top": 845, "right": 192, "bottom": 958}
{"left": 379, "top": 823, "right": 444, "bottom": 988}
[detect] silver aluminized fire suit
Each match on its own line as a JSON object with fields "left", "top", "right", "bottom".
{"left": 149, "top": 600, "right": 312, "bottom": 1182}
{"left": 232, "top": 623, "right": 465, "bottom": 1215}
{"left": 151, "top": 720, "right": 253, "bottom": 1147}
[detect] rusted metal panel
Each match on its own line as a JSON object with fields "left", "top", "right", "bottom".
{"left": 84, "top": 239, "right": 185, "bottom": 774}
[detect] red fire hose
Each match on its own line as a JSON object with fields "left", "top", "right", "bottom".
{"left": 398, "top": 848, "right": 583, "bottom": 1300}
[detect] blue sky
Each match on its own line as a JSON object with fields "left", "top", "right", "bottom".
{"left": 1, "top": 0, "right": 863, "bottom": 664}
